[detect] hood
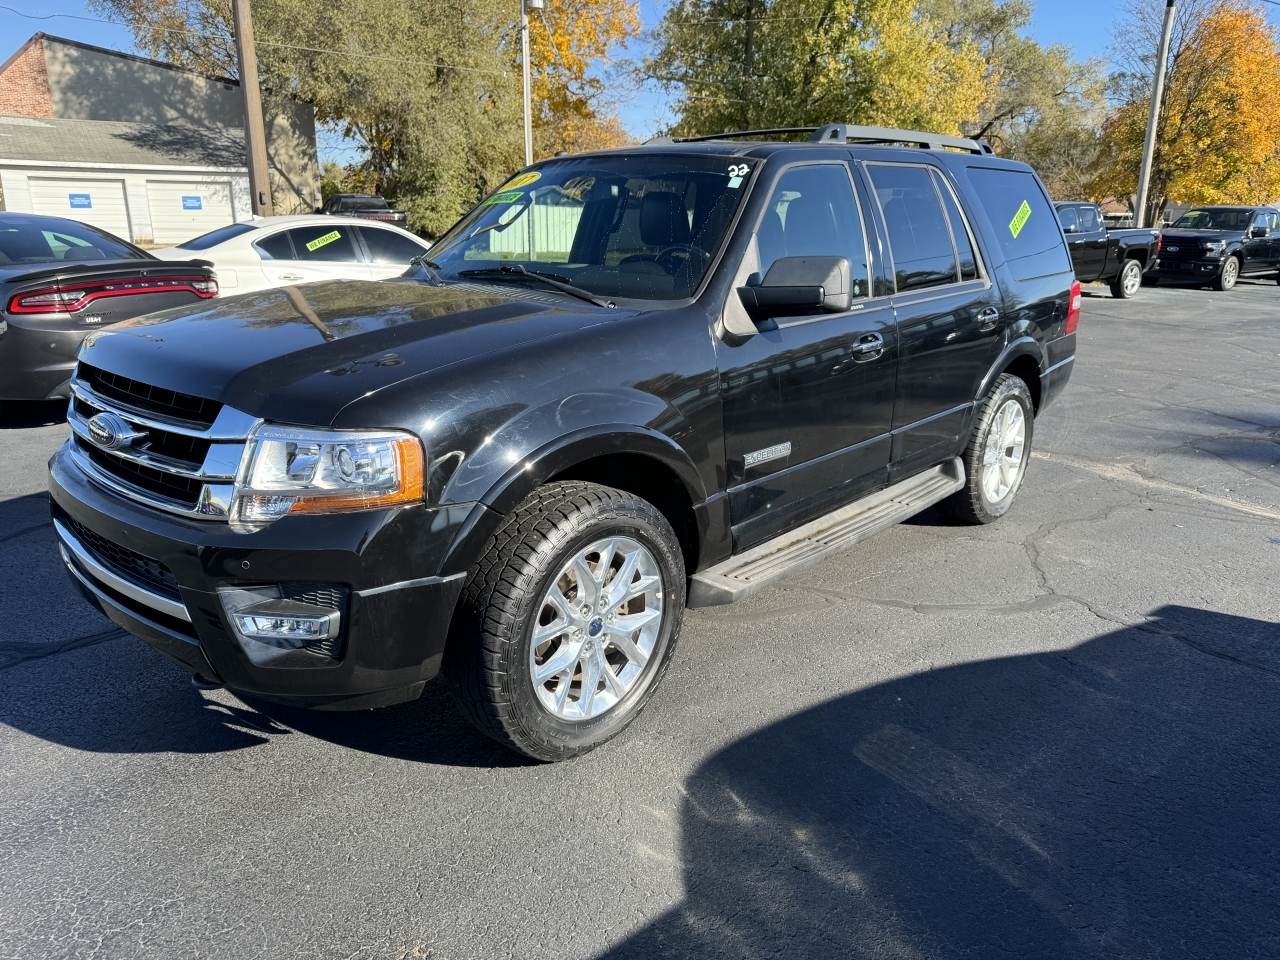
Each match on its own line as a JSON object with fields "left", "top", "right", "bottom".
{"left": 77, "top": 278, "right": 617, "bottom": 425}
{"left": 1160, "top": 229, "right": 1244, "bottom": 241}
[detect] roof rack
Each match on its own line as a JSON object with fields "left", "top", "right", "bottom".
{"left": 654, "top": 123, "right": 993, "bottom": 155}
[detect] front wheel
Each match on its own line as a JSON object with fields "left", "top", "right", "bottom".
{"left": 1110, "top": 259, "right": 1143, "bottom": 298}
{"left": 445, "top": 481, "right": 685, "bottom": 761}
{"left": 938, "top": 374, "right": 1035, "bottom": 525}
{"left": 1213, "top": 256, "right": 1240, "bottom": 291}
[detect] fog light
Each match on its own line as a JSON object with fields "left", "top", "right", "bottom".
{"left": 219, "top": 583, "right": 347, "bottom": 664}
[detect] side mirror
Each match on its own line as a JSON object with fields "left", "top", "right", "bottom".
{"left": 1251, "top": 226, "right": 1269, "bottom": 238}
{"left": 737, "top": 256, "right": 853, "bottom": 319}
{"left": 1061, "top": 222, "right": 1075, "bottom": 234}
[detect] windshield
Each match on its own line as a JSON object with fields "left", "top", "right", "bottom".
{"left": 0, "top": 218, "right": 146, "bottom": 265}
{"left": 1171, "top": 208, "right": 1253, "bottom": 230}
{"left": 427, "top": 155, "right": 753, "bottom": 300}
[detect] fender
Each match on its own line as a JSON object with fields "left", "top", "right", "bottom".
{"left": 439, "top": 423, "right": 709, "bottom": 576}
{"left": 976, "top": 335, "right": 1045, "bottom": 406}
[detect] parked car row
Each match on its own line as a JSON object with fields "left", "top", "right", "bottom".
{"left": 1055, "top": 201, "right": 1280, "bottom": 294}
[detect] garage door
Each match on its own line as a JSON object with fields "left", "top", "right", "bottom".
{"left": 28, "top": 178, "right": 131, "bottom": 239}
{"left": 146, "top": 180, "right": 235, "bottom": 245}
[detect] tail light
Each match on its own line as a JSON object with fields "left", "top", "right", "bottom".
{"left": 1157, "top": 234, "right": 1162, "bottom": 253}
{"left": 7, "top": 276, "right": 218, "bottom": 314}
{"left": 1064, "top": 279, "right": 1081, "bottom": 335}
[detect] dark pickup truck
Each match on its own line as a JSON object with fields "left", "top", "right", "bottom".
{"left": 1154, "top": 206, "right": 1280, "bottom": 291}
{"left": 49, "top": 123, "right": 1078, "bottom": 761}
{"left": 318, "top": 193, "right": 409, "bottom": 227}
{"left": 1054, "top": 201, "right": 1159, "bottom": 298}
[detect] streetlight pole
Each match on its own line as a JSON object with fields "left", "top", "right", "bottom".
{"left": 521, "top": 0, "right": 544, "bottom": 167}
{"left": 231, "top": 0, "right": 272, "bottom": 217}
{"left": 1135, "top": 0, "right": 1176, "bottom": 228}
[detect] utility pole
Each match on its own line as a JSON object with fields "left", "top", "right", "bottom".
{"left": 521, "top": 0, "right": 543, "bottom": 167}
{"left": 232, "top": 0, "right": 273, "bottom": 217}
{"left": 1135, "top": 0, "right": 1176, "bottom": 228}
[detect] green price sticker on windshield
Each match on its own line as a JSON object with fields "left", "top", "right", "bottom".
{"left": 1008, "top": 200, "right": 1032, "bottom": 239}
{"left": 306, "top": 230, "right": 342, "bottom": 252}
{"left": 482, "top": 190, "right": 523, "bottom": 206}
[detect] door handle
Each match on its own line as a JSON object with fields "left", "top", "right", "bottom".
{"left": 849, "top": 333, "right": 885, "bottom": 360}
{"left": 278, "top": 273, "right": 304, "bottom": 281}
{"left": 976, "top": 306, "right": 999, "bottom": 331}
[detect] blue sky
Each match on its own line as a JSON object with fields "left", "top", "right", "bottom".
{"left": 3, "top": 0, "right": 1274, "bottom": 156}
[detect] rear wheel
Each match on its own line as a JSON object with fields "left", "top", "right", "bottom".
{"left": 939, "top": 374, "right": 1035, "bottom": 525}
{"left": 1213, "top": 256, "right": 1240, "bottom": 291}
{"left": 1110, "top": 259, "right": 1143, "bottom": 298}
{"left": 445, "top": 481, "right": 685, "bottom": 761}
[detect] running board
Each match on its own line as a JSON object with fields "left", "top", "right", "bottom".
{"left": 688, "top": 458, "right": 965, "bottom": 607}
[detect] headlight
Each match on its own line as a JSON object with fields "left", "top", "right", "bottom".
{"left": 1203, "top": 240, "right": 1227, "bottom": 256}
{"left": 230, "top": 425, "right": 425, "bottom": 531}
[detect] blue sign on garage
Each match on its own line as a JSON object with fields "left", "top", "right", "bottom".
{"left": 68, "top": 194, "right": 92, "bottom": 208}
{"left": 181, "top": 196, "right": 203, "bottom": 210}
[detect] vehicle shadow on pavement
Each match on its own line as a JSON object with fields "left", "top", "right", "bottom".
{"left": 0, "top": 400, "right": 67, "bottom": 430}
{"left": 600, "top": 605, "right": 1280, "bottom": 960}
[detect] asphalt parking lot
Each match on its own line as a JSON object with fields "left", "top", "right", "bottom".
{"left": 2, "top": 276, "right": 1279, "bottom": 960}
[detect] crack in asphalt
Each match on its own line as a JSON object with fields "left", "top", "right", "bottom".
{"left": 0, "top": 628, "right": 126, "bottom": 671}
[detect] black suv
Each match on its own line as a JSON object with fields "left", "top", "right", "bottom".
{"left": 49, "top": 124, "right": 1079, "bottom": 760}
{"left": 1155, "top": 205, "right": 1280, "bottom": 290}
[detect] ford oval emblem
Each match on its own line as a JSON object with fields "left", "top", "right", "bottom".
{"left": 1167, "top": 245, "right": 1179, "bottom": 252}
{"left": 85, "top": 412, "right": 146, "bottom": 451}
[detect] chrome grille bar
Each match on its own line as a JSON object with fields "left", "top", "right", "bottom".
{"left": 56, "top": 518, "right": 192, "bottom": 622}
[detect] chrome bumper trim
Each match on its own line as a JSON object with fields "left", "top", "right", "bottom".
{"left": 55, "top": 518, "right": 192, "bottom": 622}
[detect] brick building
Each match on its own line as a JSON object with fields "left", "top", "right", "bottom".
{"left": 0, "top": 33, "right": 320, "bottom": 245}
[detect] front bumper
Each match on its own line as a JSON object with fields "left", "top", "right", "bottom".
{"left": 1153, "top": 257, "right": 1223, "bottom": 279}
{"left": 0, "top": 314, "right": 87, "bottom": 400}
{"left": 48, "top": 442, "right": 472, "bottom": 709}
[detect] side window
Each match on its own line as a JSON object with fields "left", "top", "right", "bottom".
{"left": 1253, "top": 210, "right": 1277, "bottom": 230}
{"left": 359, "top": 227, "right": 425, "bottom": 263}
{"left": 286, "top": 225, "right": 360, "bottom": 262}
{"left": 965, "top": 167, "right": 1072, "bottom": 279}
{"left": 255, "top": 231, "right": 294, "bottom": 260}
{"left": 866, "top": 163, "right": 958, "bottom": 291}
{"left": 932, "top": 171, "right": 979, "bottom": 282}
{"left": 755, "top": 163, "right": 870, "bottom": 300}
{"left": 1078, "top": 204, "right": 1100, "bottom": 231}
{"left": 1057, "top": 206, "right": 1079, "bottom": 233}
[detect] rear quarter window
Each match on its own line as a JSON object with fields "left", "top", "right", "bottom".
{"left": 965, "top": 168, "right": 1071, "bottom": 280}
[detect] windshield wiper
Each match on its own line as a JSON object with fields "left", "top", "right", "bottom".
{"left": 457, "top": 265, "right": 615, "bottom": 308}
{"left": 407, "top": 255, "right": 444, "bottom": 286}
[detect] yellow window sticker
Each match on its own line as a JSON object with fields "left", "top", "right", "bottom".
{"left": 306, "top": 230, "right": 342, "bottom": 252}
{"left": 1009, "top": 200, "right": 1032, "bottom": 239}
{"left": 482, "top": 190, "right": 524, "bottom": 206}
{"left": 503, "top": 172, "right": 541, "bottom": 190}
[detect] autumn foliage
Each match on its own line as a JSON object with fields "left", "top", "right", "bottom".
{"left": 1090, "top": 2, "right": 1280, "bottom": 219}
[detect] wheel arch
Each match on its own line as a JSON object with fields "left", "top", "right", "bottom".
{"left": 978, "top": 338, "right": 1045, "bottom": 414}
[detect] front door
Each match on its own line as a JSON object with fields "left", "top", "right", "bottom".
{"left": 256, "top": 223, "right": 373, "bottom": 288}
{"left": 1244, "top": 210, "right": 1279, "bottom": 274}
{"left": 863, "top": 162, "right": 1003, "bottom": 480}
{"left": 717, "top": 162, "right": 896, "bottom": 550}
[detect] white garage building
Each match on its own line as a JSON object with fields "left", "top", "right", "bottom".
{"left": 0, "top": 34, "right": 320, "bottom": 246}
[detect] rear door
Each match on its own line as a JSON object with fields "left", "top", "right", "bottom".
{"left": 717, "top": 161, "right": 896, "bottom": 549}
{"left": 254, "top": 223, "right": 373, "bottom": 287}
{"left": 1075, "top": 204, "right": 1109, "bottom": 279}
{"left": 863, "top": 161, "right": 1002, "bottom": 480}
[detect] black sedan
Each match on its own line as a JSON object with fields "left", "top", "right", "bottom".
{"left": 0, "top": 213, "right": 218, "bottom": 416}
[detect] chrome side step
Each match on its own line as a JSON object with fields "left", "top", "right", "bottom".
{"left": 688, "top": 458, "right": 965, "bottom": 607}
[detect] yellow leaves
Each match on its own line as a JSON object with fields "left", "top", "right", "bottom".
{"left": 1091, "top": 2, "right": 1280, "bottom": 213}
{"left": 526, "top": 0, "right": 642, "bottom": 155}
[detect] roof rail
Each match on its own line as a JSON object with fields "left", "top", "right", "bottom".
{"left": 660, "top": 123, "right": 993, "bottom": 155}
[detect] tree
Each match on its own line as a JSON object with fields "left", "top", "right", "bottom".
{"left": 90, "top": 0, "right": 643, "bottom": 234}
{"left": 1090, "top": 0, "right": 1280, "bottom": 221}
{"left": 918, "top": 0, "right": 1106, "bottom": 196}
{"left": 645, "top": 0, "right": 995, "bottom": 137}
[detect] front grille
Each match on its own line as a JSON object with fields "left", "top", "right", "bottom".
{"left": 80, "top": 440, "right": 204, "bottom": 507}
{"left": 79, "top": 363, "right": 221, "bottom": 427}
{"left": 73, "top": 397, "right": 211, "bottom": 469}
{"left": 61, "top": 512, "right": 182, "bottom": 602}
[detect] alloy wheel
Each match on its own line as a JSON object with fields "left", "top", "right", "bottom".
{"left": 980, "top": 399, "right": 1026, "bottom": 503}
{"left": 529, "top": 536, "right": 664, "bottom": 722}
{"left": 1122, "top": 261, "right": 1142, "bottom": 296}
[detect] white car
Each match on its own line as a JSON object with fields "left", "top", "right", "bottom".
{"left": 153, "top": 215, "right": 431, "bottom": 295}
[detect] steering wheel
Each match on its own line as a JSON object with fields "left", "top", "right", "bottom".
{"left": 655, "top": 244, "right": 705, "bottom": 275}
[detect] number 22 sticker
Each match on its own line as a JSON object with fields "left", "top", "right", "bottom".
{"left": 727, "top": 164, "right": 750, "bottom": 188}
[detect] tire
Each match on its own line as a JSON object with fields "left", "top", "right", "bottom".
{"left": 1213, "top": 256, "right": 1240, "bottom": 291}
{"left": 444, "top": 481, "right": 685, "bottom": 761}
{"left": 938, "top": 374, "right": 1035, "bottom": 525}
{"left": 1110, "top": 259, "right": 1143, "bottom": 298}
